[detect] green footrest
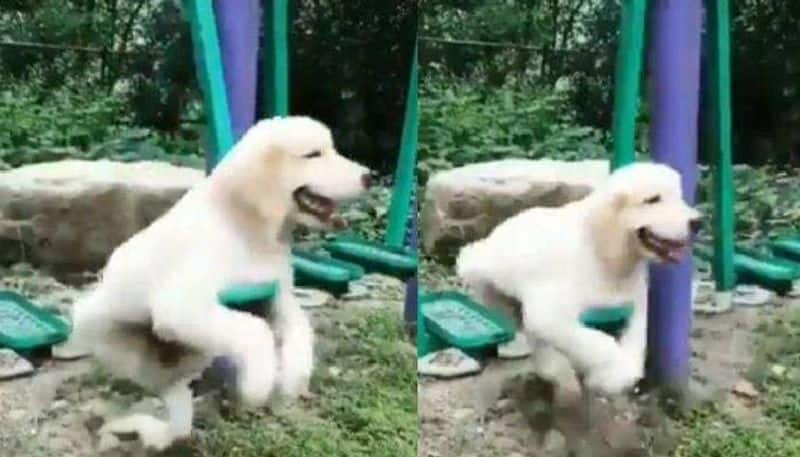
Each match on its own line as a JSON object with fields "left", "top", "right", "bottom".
{"left": 770, "top": 237, "right": 800, "bottom": 263}
{"left": 292, "top": 249, "right": 364, "bottom": 296}
{"left": 694, "top": 245, "right": 799, "bottom": 295}
{"left": 325, "top": 237, "right": 417, "bottom": 280}
{"left": 218, "top": 282, "right": 278, "bottom": 314}
{"left": 580, "top": 305, "right": 633, "bottom": 337}
{"left": 0, "top": 291, "right": 71, "bottom": 351}
{"left": 420, "top": 291, "right": 514, "bottom": 355}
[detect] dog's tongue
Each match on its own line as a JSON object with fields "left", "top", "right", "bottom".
{"left": 665, "top": 246, "right": 685, "bottom": 263}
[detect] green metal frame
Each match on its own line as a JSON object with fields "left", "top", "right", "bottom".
{"left": 183, "top": 0, "right": 235, "bottom": 169}
{"left": 610, "top": 0, "right": 647, "bottom": 170}
{"left": 385, "top": 40, "right": 419, "bottom": 248}
{"left": 704, "top": 0, "right": 736, "bottom": 294}
{"left": 263, "top": 0, "right": 291, "bottom": 116}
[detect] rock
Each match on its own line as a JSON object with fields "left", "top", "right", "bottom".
{"left": 294, "top": 287, "right": 332, "bottom": 309}
{"left": 452, "top": 407, "right": 474, "bottom": 421}
{"left": 0, "top": 160, "right": 202, "bottom": 271}
{"left": 341, "top": 283, "right": 369, "bottom": 300}
{"left": 52, "top": 338, "right": 90, "bottom": 361}
{"left": 418, "top": 348, "right": 482, "bottom": 378}
{"left": 733, "top": 284, "right": 773, "bottom": 307}
{"left": 420, "top": 159, "right": 609, "bottom": 261}
{"left": 492, "top": 398, "right": 515, "bottom": 416}
{"left": 772, "top": 364, "right": 787, "bottom": 378}
{"left": 498, "top": 332, "right": 532, "bottom": 359}
{"left": 49, "top": 399, "right": 69, "bottom": 413}
{"left": 731, "top": 380, "right": 759, "bottom": 399}
{"left": 0, "top": 349, "right": 34, "bottom": 380}
{"left": 542, "top": 429, "right": 567, "bottom": 454}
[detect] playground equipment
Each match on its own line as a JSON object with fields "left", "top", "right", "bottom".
{"left": 0, "top": 291, "right": 70, "bottom": 352}
{"left": 184, "top": 0, "right": 417, "bottom": 312}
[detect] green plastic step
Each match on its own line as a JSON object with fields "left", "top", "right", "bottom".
{"left": 325, "top": 237, "right": 417, "bottom": 280}
{"left": 770, "top": 237, "right": 800, "bottom": 263}
{"left": 0, "top": 291, "right": 71, "bottom": 351}
{"left": 694, "top": 244, "right": 799, "bottom": 295}
{"left": 292, "top": 249, "right": 364, "bottom": 297}
{"left": 580, "top": 305, "right": 633, "bottom": 337}
{"left": 218, "top": 281, "right": 278, "bottom": 315}
{"left": 420, "top": 291, "right": 514, "bottom": 354}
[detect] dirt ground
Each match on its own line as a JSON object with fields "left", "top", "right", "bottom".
{"left": 418, "top": 289, "right": 796, "bottom": 457}
{"left": 0, "top": 265, "right": 408, "bottom": 457}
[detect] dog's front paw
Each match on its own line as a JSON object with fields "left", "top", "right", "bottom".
{"left": 238, "top": 358, "right": 276, "bottom": 408}
{"left": 277, "top": 352, "right": 312, "bottom": 400}
{"left": 584, "top": 356, "right": 643, "bottom": 396}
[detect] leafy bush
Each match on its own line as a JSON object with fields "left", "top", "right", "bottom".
{"left": 418, "top": 72, "right": 608, "bottom": 184}
{"left": 0, "top": 81, "right": 123, "bottom": 151}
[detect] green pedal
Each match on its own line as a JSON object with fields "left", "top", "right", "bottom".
{"left": 218, "top": 282, "right": 278, "bottom": 315}
{"left": 420, "top": 291, "right": 514, "bottom": 354}
{"left": 325, "top": 237, "right": 417, "bottom": 280}
{"left": 695, "top": 244, "right": 798, "bottom": 295}
{"left": 292, "top": 249, "right": 364, "bottom": 297}
{"left": 0, "top": 291, "right": 71, "bottom": 351}
{"left": 580, "top": 305, "right": 633, "bottom": 337}
{"left": 770, "top": 237, "right": 800, "bottom": 263}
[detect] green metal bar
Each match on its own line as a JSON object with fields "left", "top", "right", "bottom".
{"left": 183, "top": 0, "right": 235, "bottom": 170}
{"left": 705, "top": 0, "right": 736, "bottom": 292}
{"left": 263, "top": 0, "right": 290, "bottom": 116}
{"left": 610, "top": 0, "right": 647, "bottom": 170}
{"left": 385, "top": 40, "right": 418, "bottom": 248}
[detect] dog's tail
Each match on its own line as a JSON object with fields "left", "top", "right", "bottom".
{"left": 455, "top": 241, "right": 490, "bottom": 288}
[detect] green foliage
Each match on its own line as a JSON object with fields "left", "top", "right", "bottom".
{"left": 419, "top": 73, "right": 607, "bottom": 184}
{"left": 0, "top": 80, "right": 204, "bottom": 170}
{"left": 0, "top": 81, "right": 123, "bottom": 151}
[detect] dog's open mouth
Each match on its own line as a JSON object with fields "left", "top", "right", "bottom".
{"left": 637, "top": 227, "right": 688, "bottom": 263}
{"left": 293, "top": 186, "right": 336, "bottom": 221}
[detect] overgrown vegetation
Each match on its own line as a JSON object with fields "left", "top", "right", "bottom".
{"left": 0, "top": 0, "right": 416, "bottom": 174}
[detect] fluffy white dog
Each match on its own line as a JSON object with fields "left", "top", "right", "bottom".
{"left": 70, "top": 116, "right": 371, "bottom": 451}
{"left": 457, "top": 162, "right": 700, "bottom": 395}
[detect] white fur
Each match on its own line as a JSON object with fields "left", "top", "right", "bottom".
{"left": 457, "top": 162, "right": 700, "bottom": 395}
{"left": 70, "top": 116, "right": 370, "bottom": 450}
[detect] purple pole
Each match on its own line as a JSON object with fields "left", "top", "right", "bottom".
{"left": 210, "top": 0, "right": 260, "bottom": 385}
{"left": 647, "top": 0, "right": 702, "bottom": 392}
{"left": 214, "top": 0, "right": 260, "bottom": 140}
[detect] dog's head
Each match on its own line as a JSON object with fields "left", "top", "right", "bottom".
{"left": 217, "top": 116, "right": 372, "bottom": 230}
{"left": 603, "top": 162, "right": 701, "bottom": 263}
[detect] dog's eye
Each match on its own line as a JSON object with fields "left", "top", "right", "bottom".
{"left": 303, "top": 150, "right": 322, "bottom": 159}
{"left": 644, "top": 195, "right": 661, "bottom": 205}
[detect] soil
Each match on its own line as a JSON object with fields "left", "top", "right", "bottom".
{"left": 418, "top": 289, "right": 797, "bottom": 457}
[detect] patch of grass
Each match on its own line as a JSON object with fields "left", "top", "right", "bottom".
{"left": 183, "top": 308, "right": 416, "bottom": 457}
{"left": 674, "top": 309, "right": 800, "bottom": 456}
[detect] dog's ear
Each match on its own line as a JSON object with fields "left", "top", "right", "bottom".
{"left": 608, "top": 187, "right": 630, "bottom": 211}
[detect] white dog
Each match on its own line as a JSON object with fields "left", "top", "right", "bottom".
{"left": 457, "top": 162, "right": 700, "bottom": 395}
{"left": 70, "top": 116, "right": 371, "bottom": 451}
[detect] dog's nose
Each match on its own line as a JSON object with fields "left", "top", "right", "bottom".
{"left": 689, "top": 217, "right": 703, "bottom": 234}
{"left": 361, "top": 172, "right": 373, "bottom": 189}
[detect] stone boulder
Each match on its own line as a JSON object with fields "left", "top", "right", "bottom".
{"left": 420, "top": 159, "right": 610, "bottom": 262}
{"left": 0, "top": 160, "right": 203, "bottom": 272}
